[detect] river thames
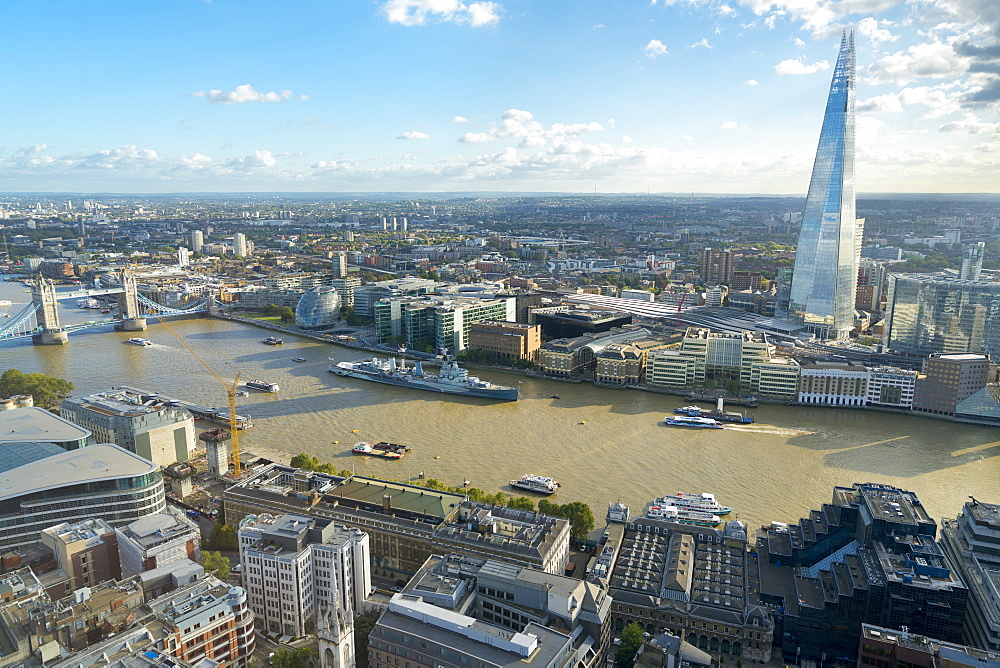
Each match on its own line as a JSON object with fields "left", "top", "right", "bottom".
{"left": 2, "top": 278, "right": 998, "bottom": 529}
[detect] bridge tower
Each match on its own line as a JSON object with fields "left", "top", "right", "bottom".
{"left": 117, "top": 269, "right": 147, "bottom": 331}
{"left": 30, "top": 276, "right": 69, "bottom": 345}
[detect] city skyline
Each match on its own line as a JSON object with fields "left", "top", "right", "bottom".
{"left": 1, "top": 0, "right": 998, "bottom": 194}
{"left": 790, "top": 32, "right": 859, "bottom": 341}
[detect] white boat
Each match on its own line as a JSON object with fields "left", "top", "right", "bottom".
{"left": 127, "top": 338, "right": 152, "bottom": 346}
{"left": 245, "top": 379, "right": 280, "bottom": 393}
{"left": 78, "top": 298, "right": 101, "bottom": 309}
{"left": 607, "top": 501, "right": 630, "bottom": 523}
{"left": 646, "top": 504, "right": 721, "bottom": 527}
{"left": 509, "top": 474, "right": 560, "bottom": 495}
{"left": 663, "top": 416, "right": 724, "bottom": 429}
{"left": 0, "top": 300, "right": 12, "bottom": 308}
{"left": 654, "top": 492, "right": 733, "bottom": 515}
{"left": 352, "top": 442, "right": 372, "bottom": 454}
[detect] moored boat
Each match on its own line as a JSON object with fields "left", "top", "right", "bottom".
{"left": 663, "top": 416, "right": 724, "bottom": 429}
{"left": 654, "top": 491, "right": 733, "bottom": 515}
{"left": 263, "top": 336, "right": 283, "bottom": 345}
{"left": 509, "top": 474, "right": 559, "bottom": 495}
{"left": 646, "top": 504, "right": 721, "bottom": 527}
{"left": 329, "top": 357, "right": 519, "bottom": 401}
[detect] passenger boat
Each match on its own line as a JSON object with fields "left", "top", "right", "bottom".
{"left": 0, "top": 300, "right": 12, "bottom": 308}
{"left": 292, "top": 357, "right": 307, "bottom": 363}
{"left": 263, "top": 336, "right": 283, "bottom": 345}
{"left": 663, "top": 416, "right": 724, "bottom": 429}
{"left": 126, "top": 338, "right": 152, "bottom": 346}
{"left": 653, "top": 492, "right": 733, "bottom": 515}
{"left": 245, "top": 379, "right": 280, "bottom": 393}
{"left": 351, "top": 442, "right": 406, "bottom": 459}
{"left": 509, "top": 474, "right": 560, "bottom": 495}
{"left": 674, "top": 405, "right": 708, "bottom": 416}
{"left": 646, "top": 504, "right": 721, "bottom": 527}
{"left": 330, "top": 357, "right": 519, "bottom": 401}
{"left": 674, "top": 405, "right": 753, "bottom": 423}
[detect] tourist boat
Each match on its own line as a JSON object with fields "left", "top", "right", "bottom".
{"left": 292, "top": 357, "right": 307, "bottom": 363}
{"left": 263, "top": 336, "right": 283, "bottom": 345}
{"left": 0, "top": 300, "right": 12, "bottom": 308}
{"left": 663, "top": 416, "right": 724, "bottom": 429}
{"left": 329, "top": 357, "right": 519, "bottom": 401}
{"left": 653, "top": 492, "right": 733, "bottom": 515}
{"left": 126, "top": 338, "right": 152, "bottom": 346}
{"left": 674, "top": 405, "right": 708, "bottom": 416}
{"left": 509, "top": 474, "right": 560, "bottom": 495}
{"left": 646, "top": 504, "right": 721, "bottom": 527}
{"left": 245, "top": 379, "right": 280, "bottom": 393}
{"left": 674, "top": 405, "right": 753, "bottom": 423}
{"left": 78, "top": 298, "right": 100, "bottom": 309}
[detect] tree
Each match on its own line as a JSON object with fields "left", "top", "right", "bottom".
{"left": 354, "top": 614, "right": 379, "bottom": 668}
{"left": 0, "top": 369, "right": 75, "bottom": 408}
{"left": 207, "top": 523, "right": 238, "bottom": 551}
{"left": 201, "top": 550, "right": 230, "bottom": 579}
{"left": 270, "top": 647, "right": 318, "bottom": 668}
{"left": 561, "top": 501, "right": 596, "bottom": 544}
{"left": 615, "top": 622, "right": 646, "bottom": 668}
{"left": 279, "top": 306, "right": 295, "bottom": 323}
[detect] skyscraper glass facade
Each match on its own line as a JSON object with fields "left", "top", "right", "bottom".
{"left": 789, "top": 32, "right": 858, "bottom": 340}
{"left": 884, "top": 273, "right": 1000, "bottom": 356}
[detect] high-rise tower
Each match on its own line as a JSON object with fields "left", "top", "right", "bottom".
{"left": 789, "top": 32, "right": 858, "bottom": 340}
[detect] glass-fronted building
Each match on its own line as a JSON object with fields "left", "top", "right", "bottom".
{"left": 884, "top": 273, "right": 1000, "bottom": 356}
{"left": 295, "top": 286, "right": 341, "bottom": 330}
{"left": 789, "top": 32, "right": 859, "bottom": 340}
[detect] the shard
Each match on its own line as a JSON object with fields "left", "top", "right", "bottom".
{"left": 789, "top": 32, "right": 858, "bottom": 340}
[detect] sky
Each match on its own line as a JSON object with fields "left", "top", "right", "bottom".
{"left": 1, "top": 0, "right": 998, "bottom": 194}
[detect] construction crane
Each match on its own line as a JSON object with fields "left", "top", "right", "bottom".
{"left": 133, "top": 276, "right": 246, "bottom": 475}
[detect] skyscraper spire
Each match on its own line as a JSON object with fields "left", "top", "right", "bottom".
{"left": 789, "top": 31, "right": 858, "bottom": 340}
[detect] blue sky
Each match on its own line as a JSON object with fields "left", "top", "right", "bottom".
{"left": 1, "top": 0, "right": 998, "bottom": 193}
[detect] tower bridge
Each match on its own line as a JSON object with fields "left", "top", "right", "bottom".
{"left": 0, "top": 270, "right": 216, "bottom": 345}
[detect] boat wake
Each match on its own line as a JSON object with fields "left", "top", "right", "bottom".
{"left": 725, "top": 425, "right": 811, "bottom": 437}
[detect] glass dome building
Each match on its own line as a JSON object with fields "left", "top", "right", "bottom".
{"left": 295, "top": 286, "right": 341, "bottom": 330}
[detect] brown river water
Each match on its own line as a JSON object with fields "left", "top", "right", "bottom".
{"left": 2, "top": 279, "right": 998, "bottom": 529}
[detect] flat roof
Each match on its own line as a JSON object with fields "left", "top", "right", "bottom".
{"left": 0, "top": 407, "right": 91, "bottom": 444}
{"left": 330, "top": 477, "right": 464, "bottom": 518}
{"left": 0, "top": 444, "right": 157, "bottom": 501}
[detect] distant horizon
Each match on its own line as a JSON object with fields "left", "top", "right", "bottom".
{"left": 2, "top": 1, "right": 998, "bottom": 194}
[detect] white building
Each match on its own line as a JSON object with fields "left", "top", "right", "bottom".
{"left": 864, "top": 366, "right": 917, "bottom": 408}
{"left": 234, "top": 232, "right": 250, "bottom": 257}
{"left": 177, "top": 246, "right": 190, "bottom": 267}
{"left": 797, "top": 363, "right": 870, "bottom": 406}
{"left": 238, "top": 513, "right": 371, "bottom": 637}
{"left": 116, "top": 510, "right": 201, "bottom": 578}
{"left": 620, "top": 289, "right": 655, "bottom": 302}
{"left": 190, "top": 230, "right": 203, "bottom": 253}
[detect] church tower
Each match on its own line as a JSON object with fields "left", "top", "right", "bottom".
{"left": 318, "top": 583, "right": 355, "bottom": 668}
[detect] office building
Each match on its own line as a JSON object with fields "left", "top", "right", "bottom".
{"left": 634, "top": 632, "right": 715, "bottom": 668}
{"left": 374, "top": 295, "right": 515, "bottom": 352}
{"left": 371, "top": 553, "right": 611, "bottom": 668}
{"left": 757, "top": 483, "right": 968, "bottom": 665}
{"left": 224, "top": 466, "right": 570, "bottom": 578}
{"left": 61, "top": 389, "right": 195, "bottom": 467}
{"left": 604, "top": 517, "right": 773, "bottom": 663}
{"left": 532, "top": 308, "right": 633, "bottom": 339}
{"left": 798, "top": 361, "right": 871, "bottom": 406}
{"left": 296, "top": 285, "right": 342, "bottom": 330}
{"left": 238, "top": 512, "right": 371, "bottom": 637}
{"left": 190, "top": 230, "right": 203, "bottom": 253}
{"left": 912, "top": 353, "right": 991, "bottom": 416}
{"left": 467, "top": 320, "right": 541, "bottom": 361}
{"left": 884, "top": 274, "right": 1000, "bottom": 356}
{"left": 332, "top": 251, "right": 348, "bottom": 278}
{"left": 40, "top": 518, "right": 122, "bottom": 590}
{"left": 537, "top": 327, "right": 653, "bottom": 377}
{"left": 940, "top": 500, "right": 1000, "bottom": 651}
{"left": 729, "top": 289, "right": 776, "bottom": 316}
{"left": 177, "top": 246, "right": 190, "bottom": 267}
{"left": 961, "top": 242, "right": 986, "bottom": 281}
{"left": 116, "top": 511, "right": 201, "bottom": 578}
{"left": 0, "top": 444, "right": 165, "bottom": 551}
{"left": 0, "top": 406, "right": 91, "bottom": 450}
{"left": 699, "top": 249, "right": 733, "bottom": 285}
{"left": 858, "top": 623, "right": 1000, "bottom": 668}
{"left": 645, "top": 327, "right": 779, "bottom": 393}
{"left": 331, "top": 275, "right": 362, "bottom": 308}
{"left": 352, "top": 277, "right": 444, "bottom": 317}
{"left": 789, "top": 33, "right": 859, "bottom": 340}
{"left": 621, "top": 289, "right": 656, "bottom": 302}
{"left": 145, "top": 576, "right": 256, "bottom": 667}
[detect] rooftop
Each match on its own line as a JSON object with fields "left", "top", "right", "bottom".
{"left": 0, "top": 444, "right": 158, "bottom": 501}
{"left": 330, "top": 476, "right": 464, "bottom": 519}
{"left": 0, "top": 407, "right": 91, "bottom": 444}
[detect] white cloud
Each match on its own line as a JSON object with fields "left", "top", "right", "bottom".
{"left": 746, "top": 78, "right": 759, "bottom": 86}
{"left": 867, "top": 41, "right": 969, "bottom": 85}
{"left": 682, "top": 135, "right": 694, "bottom": 141}
{"left": 452, "top": 115, "right": 471, "bottom": 123}
{"left": 717, "top": 4, "right": 737, "bottom": 16}
{"left": 857, "top": 16, "right": 899, "bottom": 45}
{"left": 398, "top": 131, "right": 430, "bottom": 140}
{"left": 458, "top": 109, "right": 604, "bottom": 147}
{"left": 644, "top": 39, "right": 669, "bottom": 58}
{"left": 379, "top": 0, "right": 501, "bottom": 27}
{"left": 938, "top": 114, "right": 1000, "bottom": 134}
{"left": 593, "top": 23, "right": 606, "bottom": 29}
{"left": 622, "top": 136, "right": 634, "bottom": 143}
{"left": 687, "top": 38, "right": 712, "bottom": 49}
{"left": 720, "top": 121, "right": 739, "bottom": 129}
{"left": 793, "top": 37, "right": 805, "bottom": 47}
{"left": 857, "top": 93, "right": 905, "bottom": 113}
{"left": 190, "top": 84, "right": 296, "bottom": 105}
{"left": 774, "top": 58, "right": 830, "bottom": 75}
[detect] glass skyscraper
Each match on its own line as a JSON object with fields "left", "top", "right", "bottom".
{"left": 789, "top": 32, "right": 858, "bottom": 340}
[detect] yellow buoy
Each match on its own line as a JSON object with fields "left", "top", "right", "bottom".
{"left": 435, "top": 455, "right": 441, "bottom": 459}
{"left": 351, "top": 430, "right": 359, "bottom": 433}
{"left": 579, "top": 421, "right": 586, "bottom": 425}
{"left": 333, "top": 441, "right": 339, "bottom": 445}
